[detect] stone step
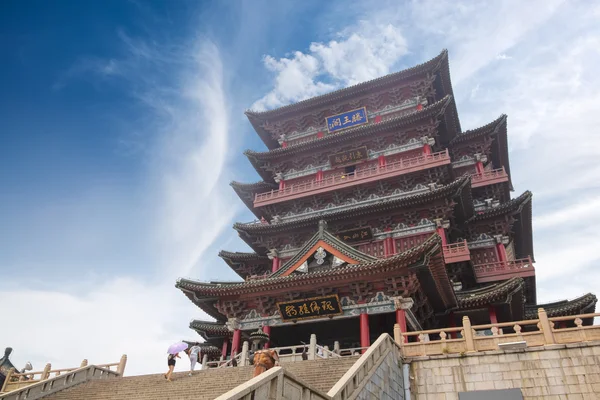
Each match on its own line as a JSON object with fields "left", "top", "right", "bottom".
{"left": 43, "top": 357, "right": 359, "bottom": 400}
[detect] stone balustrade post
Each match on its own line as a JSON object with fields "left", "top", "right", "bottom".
{"left": 117, "top": 355, "right": 127, "bottom": 376}
{"left": 201, "top": 354, "right": 208, "bottom": 370}
{"left": 462, "top": 316, "right": 476, "bottom": 352}
{"left": 538, "top": 308, "right": 555, "bottom": 345}
{"left": 80, "top": 359, "right": 88, "bottom": 368}
{"left": 394, "top": 323, "right": 402, "bottom": 346}
{"left": 240, "top": 341, "right": 249, "bottom": 366}
{"left": 1, "top": 368, "right": 15, "bottom": 392}
{"left": 324, "top": 346, "right": 330, "bottom": 359}
{"left": 308, "top": 334, "right": 317, "bottom": 360}
{"left": 41, "top": 363, "right": 51, "bottom": 380}
{"left": 334, "top": 341, "right": 340, "bottom": 354}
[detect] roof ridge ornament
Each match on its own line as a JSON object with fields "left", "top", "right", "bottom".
{"left": 318, "top": 220, "right": 328, "bottom": 237}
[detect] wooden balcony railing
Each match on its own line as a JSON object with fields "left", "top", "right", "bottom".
{"left": 394, "top": 309, "right": 600, "bottom": 358}
{"left": 442, "top": 240, "right": 470, "bottom": 264}
{"left": 473, "top": 257, "right": 535, "bottom": 283}
{"left": 471, "top": 167, "right": 509, "bottom": 188}
{"left": 254, "top": 150, "right": 451, "bottom": 207}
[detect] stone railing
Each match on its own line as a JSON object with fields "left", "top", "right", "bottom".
{"left": 473, "top": 257, "right": 535, "bottom": 283}
{"left": 470, "top": 167, "right": 509, "bottom": 188}
{"left": 328, "top": 333, "right": 401, "bottom": 400}
{"left": 442, "top": 240, "right": 470, "bottom": 264}
{"left": 214, "top": 366, "right": 329, "bottom": 400}
{"left": 254, "top": 150, "right": 450, "bottom": 206}
{"left": 0, "top": 355, "right": 126, "bottom": 394}
{"left": 216, "top": 333, "right": 401, "bottom": 400}
{"left": 0, "top": 365, "right": 121, "bottom": 400}
{"left": 395, "top": 308, "right": 600, "bottom": 358}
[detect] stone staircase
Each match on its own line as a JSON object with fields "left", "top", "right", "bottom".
{"left": 43, "top": 357, "right": 359, "bottom": 400}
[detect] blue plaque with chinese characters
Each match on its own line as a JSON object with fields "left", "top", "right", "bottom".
{"left": 326, "top": 107, "right": 368, "bottom": 133}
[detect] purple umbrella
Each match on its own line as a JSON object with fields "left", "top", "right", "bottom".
{"left": 167, "top": 342, "right": 188, "bottom": 355}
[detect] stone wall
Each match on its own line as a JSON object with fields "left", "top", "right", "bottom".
{"left": 409, "top": 341, "right": 600, "bottom": 400}
{"left": 355, "top": 350, "right": 405, "bottom": 400}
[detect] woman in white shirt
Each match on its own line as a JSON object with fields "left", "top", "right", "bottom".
{"left": 187, "top": 343, "right": 201, "bottom": 376}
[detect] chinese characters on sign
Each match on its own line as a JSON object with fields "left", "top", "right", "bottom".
{"left": 277, "top": 295, "right": 343, "bottom": 322}
{"left": 328, "top": 146, "right": 368, "bottom": 168}
{"left": 326, "top": 107, "right": 368, "bottom": 133}
{"left": 336, "top": 227, "right": 373, "bottom": 244}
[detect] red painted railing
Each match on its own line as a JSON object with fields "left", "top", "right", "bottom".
{"left": 471, "top": 167, "right": 509, "bottom": 188}
{"left": 254, "top": 150, "right": 451, "bottom": 206}
{"left": 442, "top": 240, "right": 470, "bottom": 263}
{"left": 473, "top": 257, "right": 535, "bottom": 283}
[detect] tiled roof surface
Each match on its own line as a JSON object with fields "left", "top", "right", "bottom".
{"left": 525, "top": 293, "right": 597, "bottom": 319}
{"left": 176, "top": 234, "right": 442, "bottom": 296}
{"left": 244, "top": 95, "right": 453, "bottom": 161}
{"left": 457, "top": 277, "right": 525, "bottom": 309}
{"left": 234, "top": 177, "right": 471, "bottom": 235}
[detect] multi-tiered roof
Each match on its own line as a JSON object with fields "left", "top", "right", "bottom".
{"left": 177, "top": 50, "right": 596, "bottom": 352}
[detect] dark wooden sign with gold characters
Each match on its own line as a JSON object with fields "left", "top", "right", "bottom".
{"left": 336, "top": 227, "right": 373, "bottom": 244}
{"left": 277, "top": 295, "right": 343, "bottom": 322}
{"left": 328, "top": 146, "right": 369, "bottom": 168}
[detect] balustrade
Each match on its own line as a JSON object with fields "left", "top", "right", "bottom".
{"left": 473, "top": 257, "right": 535, "bottom": 283}
{"left": 254, "top": 150, "right": 451, "bottom": 207}
{"left": 442, "top": 240, "right": 470, "bottom": 263}
{"left": 395, "top": 309, "right": 600, "bottom": 358}
{"left": 471, "top": 167, "right": 509, "bottom": 188}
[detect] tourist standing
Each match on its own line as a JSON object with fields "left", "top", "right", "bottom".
{"left": 188, "top": 343, "right": 201, "bottom": 376}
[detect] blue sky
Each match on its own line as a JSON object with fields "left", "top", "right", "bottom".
{"left": 1, "top": 0, "right": 600, "bottom": 375}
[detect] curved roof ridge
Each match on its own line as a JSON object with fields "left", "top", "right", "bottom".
{"left": 245, "top": 50, "right": 449, "bottom": 119}
{"left": 526, "top": 293, "right": 598, "bottom": 309}
{"left": 244, "top": 95, "right": 453, "bottom": 161}
{"left": 218, "top": 250, "right": 268, "bottom": 260}
{"left": 450, "top": 114, "right": 507, "bottom": 145}
{"left": 468, "top": 190, "right": 532, "bottom": 222}
{"left": 175, "top": 233, "right": 442, "bottom": 295}
{"left": 270, "top": 222, "right": 378, "bottom": 277}
{"left": 230, "top": 180, "right": 276, "bottom": 189}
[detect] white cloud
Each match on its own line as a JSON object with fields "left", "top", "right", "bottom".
{"left": 251, "top": 23, "right": 408, "bottom": 111}
{"left": 0, "top": 279, "right": 199, "bottom": 376}
{"left": 3, "top": 36, "right": 238, "bottom": 374}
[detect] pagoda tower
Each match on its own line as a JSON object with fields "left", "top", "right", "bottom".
{"left": 176, "top": 50, "right": 597, "bottom": 361}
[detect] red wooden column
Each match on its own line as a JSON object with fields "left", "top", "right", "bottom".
{"left": 475, "top": 161, "right": 484, "bottom": 174}
{"left": 231, "top": 329, "right": 241, "bottom": 358}
{"left": 262, "top": 326, "right": 271, "bottom": 349}
{"left": 396, "top": 309, "right": 408, "bottom": 343}
{"left": 436, "top": 220, "right": 447, "bottom": 246}
{"left": 360, "top": 313, "right": 370, "bottom": 352}
{"left": 221, "top": 338, "right": 229, "bottom": 359}
{"left": 423, "top": 143, "right": 432, "bottom": 155}
{"left": 489, "top": 306, "right": 498, "bottom": 324}
{"left": 378, "top": 155, "right": 386, "bottom": 168}
{"left": 436, "top": 226, "right": 447, "bottom": 246}
{"left": 278, "top": 179, "right": 285, "bottom": 191}
{"left": 495, "top": 236, "right": 507, "bottom": 263}
{"left": 448, "top": 312, "right": 457, "bottom": 339}
{"left": 271, "top": 257, "right": 280, "bottom": 273}
{"left": 316, "top": 170, "right": 324, "bottom": 181}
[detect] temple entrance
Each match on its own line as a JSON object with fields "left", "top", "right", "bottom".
{"left": 268, "top": 312, "right": 397, "bottom": 350}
